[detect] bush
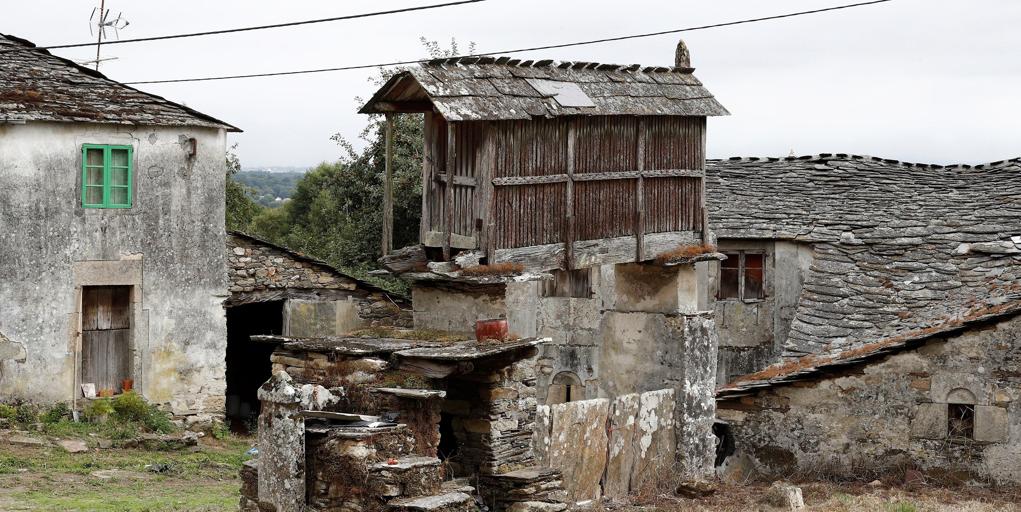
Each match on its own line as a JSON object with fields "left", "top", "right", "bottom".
{"left": 40, "top": 402, "right": 71, "bottom": 424}
{"left": 0, "top": 404, "right": 15, "bottom": 420}
{"left": 110, "top": 392, "right": 174, "bottom": 434}
{"left": 14, "top": 403, "right": 38, "bottom": 425}
{"left": 83, "top": 398, "right": 114, "bottom": 422}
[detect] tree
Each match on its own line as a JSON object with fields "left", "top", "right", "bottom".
{"left": 224, "top": 144, "right": 262, "bottom": 232}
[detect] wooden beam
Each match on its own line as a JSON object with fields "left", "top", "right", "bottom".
{"left": 420, "top": 113, "right": 434, "bottom": 245}
{"left": 434, "top": 173, "right": 478, "bottom": 186}
{"left": 492, "top": 174, "right": 569, "bottom": 186}
{"left": 635, "top": 117, "right": 646, "bottom": 262}
{"left": 423, "top": 230, "right": 477, "bottom": 250}
{"left": 382, "top": 113, "right": 395, "bottom": 256}
{"left": 444, "top": 123, "right": 456, "bottom": 261}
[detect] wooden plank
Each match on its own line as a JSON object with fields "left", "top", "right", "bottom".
{"left": 110, "top": 287, "right": 130, "bottom": 330}
{"left": 112, "top": 328, "right": 130, "bottom": 390}
{"left": 423, "top": 230, "right": 477, "bottom": 249}
{"left": 444, "top": 123, "right": 456, "bottom": 260}
{"left": 434, "top": 173, "right": 478, "bottom": 186}
{"left": 636, "top": 118, "right": 646, "bottom": 262}
{"left": 492, "top": 242, "right": 566, "bottom": 271}
{"left": 492, "top": 174, "right": 568, "bottom": 186}
{"left": 565, "top": 120, "right": 576, "bottom": 269}
{"left": 479, "top": 122, "right": 496, "bottom": 259}
{"left": 382, "top": 113, "right": 395, "bottom": 256}
{"left": 421, "top": 113, "right": 436, "bottom": 241}
{"left": 82, "top": 288, "right": 100, "bottom": 330}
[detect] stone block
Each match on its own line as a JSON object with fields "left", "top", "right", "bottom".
{"left": 974, "top": 405, "right": 1008, "bottom": 443}
{"left": 910, "top": 402, "right": 947, "bottom": 439}
{"left": 631, "top": 389, "right": 676, "bottom": 491}
{"left": 548, "top": 398, "right": 609, "bottom": 503}
{"left": 604, "top": 393, "right": 640, "bottom": 498}
{"left": 611, "top": 263, "right": 698, "bottom": 314}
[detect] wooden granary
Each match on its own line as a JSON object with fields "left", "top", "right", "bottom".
{"left": 362, "top": 41, "right": 728, "bottom": 271}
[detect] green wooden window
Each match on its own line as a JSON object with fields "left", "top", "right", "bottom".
{"left": 82, "top": 144, "right": 133, "bottom": 208}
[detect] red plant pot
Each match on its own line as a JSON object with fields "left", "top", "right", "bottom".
{"left": 475, "top": 319, "right": 508, "bottom": 341}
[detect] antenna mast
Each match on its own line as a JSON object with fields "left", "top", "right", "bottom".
{"left": 81, "top": 0, "right": 129, "bottom": 70}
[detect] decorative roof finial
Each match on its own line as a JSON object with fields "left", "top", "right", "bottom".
{"left": 675, "top": 39, "right": 691, "bottom": 68}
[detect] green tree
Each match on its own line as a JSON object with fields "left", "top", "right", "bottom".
{"left": 224, "top": 144, "right": 263, "bottom": 231}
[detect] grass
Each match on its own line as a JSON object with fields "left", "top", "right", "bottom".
{"left": 349, "top": 326, "right": 471, "bottom": 343}
{"left": 0, "top": 436, "right": 251, "bottom": 511}
{"left": 654, "top": 243, "right": 718, "bottom": 265}
{"left": 458, "top": 262, "right": 524, "bottom": 277}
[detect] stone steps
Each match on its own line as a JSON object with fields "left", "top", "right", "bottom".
{"left": 480, "top": 466, "right": 567, "bottom": 511}
{"left": 388, "top": 492, "right": 476, "bottom": 512}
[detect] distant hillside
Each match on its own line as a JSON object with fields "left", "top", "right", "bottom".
{"left": 235, "top": 169, "right": 306, "bottom": 207}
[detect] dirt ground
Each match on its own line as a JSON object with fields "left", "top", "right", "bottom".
{"left": 630, "top": 481, "right": 1021, "bottom": 512}
{"left": 0, "top": 438, "right": 1018, "bottom": 511}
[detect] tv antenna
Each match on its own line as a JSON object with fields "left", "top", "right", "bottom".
{"left": 80, "top": 0, "right": 130, "bottom": 70}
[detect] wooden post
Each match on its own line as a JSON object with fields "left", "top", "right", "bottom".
{"left": 444, "top": 123, "right": 456, "bottom": 261}
{"left": 382, "top": 113, "right": 395, "bottom": 256}
{"left": 565, "top": 120, "right": 576, "bottom": 270}
{"left": 635, "top": 118, "right": 646, "bottom": 262}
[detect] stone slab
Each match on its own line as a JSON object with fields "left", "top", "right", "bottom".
{"left": 974, "top": 405, "right": 1008, "bottom": 443}
{"left": 548, "top": 398, "right": 609, "bottom": 504}
{"left": 604, "top": 393, "right": 639, "bottom": 498}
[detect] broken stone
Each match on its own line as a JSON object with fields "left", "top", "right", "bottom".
{"left": 506, "top": 502, "right": 568, "bottom": 512}
{"left": 762, "top": 482, "right": 805, "bottom": 511}
{"left": 675, "top": 480, "right": 716, "bottom": 498}
{"left": 547, "top": 399, "right": 609, "bottom": 503}
{"left": 57, "top": 439, "right": 88, "bottom": 453}
{"left": 7, "top": 435, "right": 46, "bottom": 447}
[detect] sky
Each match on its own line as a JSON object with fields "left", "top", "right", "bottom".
{"left": 7, "top": 0, "right": 1020, "bottom": 167}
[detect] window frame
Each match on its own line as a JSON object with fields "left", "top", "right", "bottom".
{"left": 81, "top": 144, "right": 134, "bottom": 209}
{"left": 718, "top": 250, "right": 766, "bottom": 302}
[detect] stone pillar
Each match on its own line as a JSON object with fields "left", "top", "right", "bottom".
{"left": 674, "top": 313, "right": 719, "bottom": 480}
{"left": 256, "top": 371, "right": 337, "bottom": 512}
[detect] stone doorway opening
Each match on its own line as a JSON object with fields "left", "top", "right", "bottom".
{"left": 225, "top": 301, "right": 283, "bottom": 433}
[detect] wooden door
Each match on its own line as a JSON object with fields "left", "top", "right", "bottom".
{"left": 81, "top": 286, "right": 131, "bottom": 394}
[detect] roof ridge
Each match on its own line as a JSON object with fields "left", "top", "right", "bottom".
{"left": 708, "top": 154, "right": 1021, "bottom": 169}
{"left": 424, "top": 56, "right": 694, "bottom": 74}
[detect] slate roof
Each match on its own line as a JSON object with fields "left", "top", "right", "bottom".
{"left": 705, "top": 154, "right": 1021, "bottom": 360}
{"left": 0, "top": 33, "right": 238, "bottom": 131}
{"left": 360, "top": 56, "right": 728, "bottom": 120}
{"left": 716, "top": 298, "right": 1021, "bottom": 399}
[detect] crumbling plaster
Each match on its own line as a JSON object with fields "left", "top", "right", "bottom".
{"left": 0, "top": 122, "right": 228, "bottom": 415}
{"left": 717, "top": 314, "right": 1021, "bottom": 484}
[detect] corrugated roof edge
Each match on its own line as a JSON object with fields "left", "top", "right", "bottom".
{"left": 228, "top": 230, "right": 407, "bottom": 300}
{"left": 716, "top": 296, "right": 1021, "bottom": 400}
{"left": 710, "top": 154, "right": 1021, "bottom": 170}
{"left": 1, "top": 33, "right": 241, "bottom": 133}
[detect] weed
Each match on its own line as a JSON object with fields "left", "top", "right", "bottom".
{"left": 459, "top": 262, "right": 524, "bottom": 277}
{"left": 40, "top": 402, "right": 71, "bottom": 424}
{"left": 14, "top": 403, "right": 39, "bottom": 425}
{"left": 0, "top": 403, "right": 15, "bottom": 420}
{"left": 211, "top": 422, "right": 231, "bottom": 441}
{"left": 889, "top": 502, "right": 918, "bottom": 512}
{"left": 654, "top": 243, "right": 718, "bottom": 265}
{"left": 84, "top": 398, "right": 115, "bottom": 422}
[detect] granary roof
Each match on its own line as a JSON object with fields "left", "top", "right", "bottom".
{"left": 0, "top": 33, "right": 239, "bottom": 131}
{"left": 359, "top": 56, "right": 729, "bottom": 120}
{"left": 705, "top": 154, "right": 1021, "bottom": 361}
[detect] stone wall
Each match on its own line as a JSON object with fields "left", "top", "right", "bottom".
{"left": 716, "top": 313, "right": 1021, "bottom": 484}
{"left": 227, "top": 233, "right": 412, "bottom": 330}
{"left": 0, "top": 122, "right": 228, "bottom": 416}
{"left": 702, "top": 240, "right": 814, "bottom": 385}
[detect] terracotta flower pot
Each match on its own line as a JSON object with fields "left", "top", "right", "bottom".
{"left": 475, "top": 318, "right": 508, "bottom": 341}
{"left": 121, "top": 379, "right": 134, "bottom": 393}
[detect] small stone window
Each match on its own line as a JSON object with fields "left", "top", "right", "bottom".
{"left": 546, "top": 372, "right": 584, "bottom": 405}
{"left": 541, "top": 269, "right": 592, "bottom": 298}
{"left": 948, "top": 403, "right": 975, "bottom": 440}
{"left": 719, "top": 252, "right": 765, "bottom": 300}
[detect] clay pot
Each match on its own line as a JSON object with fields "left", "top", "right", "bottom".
{"left": 121, "top": 379, "right": 134, "bottom": 393}
{"left": 475, "top": 318, "right": 508, "bottom": 341}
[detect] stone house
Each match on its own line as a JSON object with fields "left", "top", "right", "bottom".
{"left": 706, "top": 155, "right": 1021, "bottom": 482}
{"left": 0, "top": 33, "right": 238, "bottom": 418}
{"left": 367, "top": 40, "right": 729, "bottom": 485}
{"left": 224, "top": 231, "right": 410, "bottom": 428}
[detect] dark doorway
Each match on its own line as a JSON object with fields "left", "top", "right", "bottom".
{"left": 713, "top": 421, "right": 735, "bottom": 467}
{"left": 81, "top": 286, "right": 132, "bottom": 395}
{"left": 225, "top": 301, "right": 283, "bottom": 433}
{"left": 437, "top": 412, "right": 460, "bottom": 462}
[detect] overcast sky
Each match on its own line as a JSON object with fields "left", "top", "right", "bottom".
{"left": 8, "top": 0, "right": 1020, "bottom": 167}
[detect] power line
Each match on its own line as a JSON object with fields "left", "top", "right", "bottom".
{"left": 121, "top": 0, "right": 894, "bottom": 85}
{"left": 4, "top": 0, "right": 484, "bottom": 52}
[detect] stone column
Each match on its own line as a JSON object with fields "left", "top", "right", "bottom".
{"left": 675, "top": 313, "right": 719, "bottom": 480}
